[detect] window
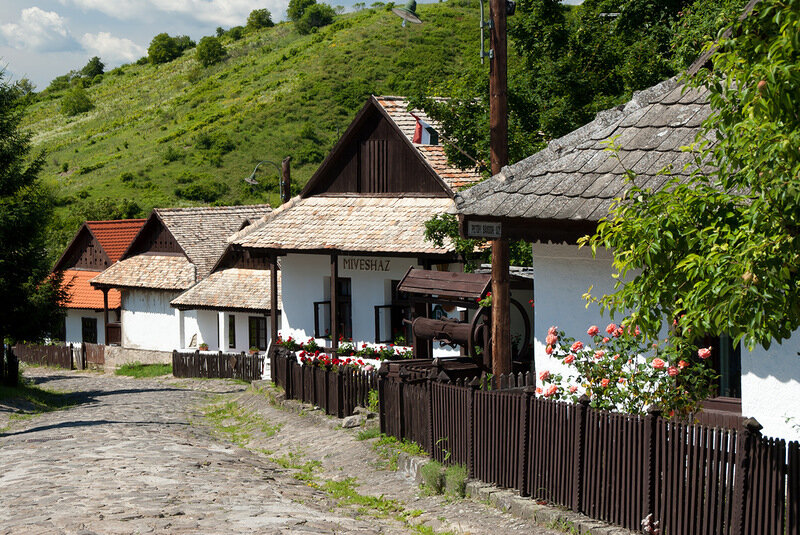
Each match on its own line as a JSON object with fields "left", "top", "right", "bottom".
{"left": 337, "top": 277, "right": 353, "bottom": 341}
{"left": 81, "top": 317, "right": 98, "bottom": 344}
{"left": 249, "top": 316, "right": 267, "bottom": 350}
{"left": 707, "top": 334, "right": 742, "bottom": 398}
{"left": 375, "top": 280, "right": 412, "bottom": 344}
{"left": 228, "top": 315, "right": 236, "bottom": 349}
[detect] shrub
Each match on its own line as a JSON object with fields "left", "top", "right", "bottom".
{"left": 175, "top": 180, "right": 229, "bottom": 202}
{"left": 227, "top": 26, "right": 245, "bottom": 40}
{"left": 120, "top": 172, "right": 135, "bottom": 183}
{"left": 288, "top": 0, "right": 317, "bottom": 21}
{"left": 173, "top": 35, "right": 195, "bottom": 52}
{"left": 296, "top": 3, "right": 336, "bottom": 34}
{"left": 60, "top": 86, "right": 94, "bottom": 116}
{"left": 420, "top": 461, "right": 444, "bottom": 494}
{"left": 247, "top": 8, "right": 274, "bottom": 29}
{"left": 216, "top": 26, "right": 225, "bottom": 37}
{"left": 162, "top": 146, "right": 183, "bottom": 163}
{"left": 444, "top": 464, "right": 467, "bottom": 498}
{"left": 81, "top": 56, "right": 104, "bottom": 78}
{"left": 196, "top": 36, "right": 226, "bottom": 67}
{"left": 148, "top": 33, "right": 180, "bottom": 64}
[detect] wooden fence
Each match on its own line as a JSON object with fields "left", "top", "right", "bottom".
{"left": 172, "top": 350, "right": 265, "bottom": 382}
{"left": 1, "top": 344, "right": 19, "bottom": 386}
{"left": 13, "top": 343, "right": 73, "bottom": 369}
{"left": 83, "top": 343, "right": 105, "bottom": 368}
{"left": 270, "top": 349, "right": 378, "bottom": 418}
{"left": 379, "top": 372, "right": 800, "bottom": 535}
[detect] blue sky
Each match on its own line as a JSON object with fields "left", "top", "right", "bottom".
{"left": 1, "top": 0, "right": 582, "bottom": 90}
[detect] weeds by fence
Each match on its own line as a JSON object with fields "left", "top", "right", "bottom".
{"left": 172, "top": 350, "right": 264, "bottom": 382}
{"left": 379, "top": 370, "right": 800, "bottom": 535}
{"left": 270, "top": 348, "right": 377, "bottom": 418}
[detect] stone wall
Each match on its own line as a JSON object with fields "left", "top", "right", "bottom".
{"left": 104, "top": 346, "right": 172, "bottom": 372}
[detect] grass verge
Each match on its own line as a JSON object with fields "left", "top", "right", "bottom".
{"left": 115, "top": 362, "right": 172, "bottom": 378}
{"left": 203, "top": 398, "right": 282, "bottom": 447}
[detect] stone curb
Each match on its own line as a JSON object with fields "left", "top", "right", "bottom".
{"left": 251, "top": 380, "right": 634, "bottom": 535}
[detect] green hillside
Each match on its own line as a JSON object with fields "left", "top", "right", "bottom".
{"left": 22, "top": 4, "right": 484, "bottom": 251}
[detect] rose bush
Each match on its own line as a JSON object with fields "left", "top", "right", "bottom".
{"left": 539, "top": 322, "right": 718, "bottom": 417}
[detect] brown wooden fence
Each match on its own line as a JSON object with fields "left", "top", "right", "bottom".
{"left": 13, "top": 343, "right": 73, "bottom": 369}
{"left": 270, "top": 348, "right": 378, "bottom": 418}
{"left": 172, "top": 350, "right": 265, "bottom": 382}
{"left": 83, "top": 343, "right": 105, "bottom": 368}
{"left": 379, "top": 372, "right": 800, "bottom": 535}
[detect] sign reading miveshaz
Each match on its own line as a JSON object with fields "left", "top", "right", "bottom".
{"left": 467, "top": 220, "right": 502, "bottom": 239}
{"left": 342, "top": 257, "right": 391, "bottom": 272}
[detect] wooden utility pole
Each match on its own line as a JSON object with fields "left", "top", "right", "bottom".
{"left": 489, "top": 0, "right": 511, "bottom": 378}
{"left": 270, "top": 255, "right": 279, "bottom": 346}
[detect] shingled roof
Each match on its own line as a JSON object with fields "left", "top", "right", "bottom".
{"left": 375, "top": 96, "right": 483, "bottom": 191}
{"left": 152, "top": 205, "right": 271, "bottom": 279}
{"left": 455, "top": 78, "right": 711, "bottom": 242}
{"left": 231, "top": 195, "right": 456, "bottom": 257}
{"left": 170, "top": 268, "right": 281, "bottom": 313}
{"left": 91, "top": 255, "right": 197, "bottom": 291}
{"left": 61, "top": 270, "right": 121, "bottom": 309}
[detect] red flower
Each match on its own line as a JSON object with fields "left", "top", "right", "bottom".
{"left": 535, "top": 387, "right": 543, "bottom": 394}
{"left": 547, "top": 326, "right": 558, "bottom": 336}
{"left": 539, "top": 370, "right": 551, "bottom": 381}
{"left": 678, "top": 360, "right": 689, "bottom": 369}
{"left": 605, "top": 323, "right": 617, "bottom": 335}
{"left": 545, "top": 333, "right": 558, "bottom": 345}
{"left": 613, "top": 354, "right": 620, "bottom": 360}
{"left": 618, "top": 378, "right": 625, "bottom": 384}
{"left": 698, "top": 347, "right": 712, "bottom": 360}
{"left": 668, "top": 366, "right": 680, "bottom": 377}
{"left": 570, "top": 341, "right": 584, "bottom": 352}
{"left": 602, "top": 337, "right": 610, "bottom": 344}
{"left": 545, "top": 345, "right": 554, "bottom": 355}
{"left": 569, "top": 386, "right": 578, "bottom": 394}
{"left": 299, "top": 351, "right": 306, "bottom": 357}
{"left": 651, "top": 358, "right": 666, "bottom": 370}
{"left": 587, "top": 325, "right": 599, "bottom": 336}
{"left": 594, "top": 350, "right": 605, "bottom": 360}
{"left": 634, "top": 326, "right": 641, "bottom": 336}
{"left": 613, "top": 327, "right": 624, "bottom": 338}
{"left": 600, "top": 378, "right": 610, "bottom": 388}
{"left": 544, "top": 385, "right": 558, "bottom": 397}
{"left": 563, "top": 354, "right": 575, "bottom": 365}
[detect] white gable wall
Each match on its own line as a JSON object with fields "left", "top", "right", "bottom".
{"left": 121, "top": 289, "right": 181, "bottom": 351}
{"left": 65, "top": 309, "right": 106, "bottom": 345}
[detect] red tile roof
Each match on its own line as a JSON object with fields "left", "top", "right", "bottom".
{"left": 60, "top": 269, "right": 121, "bottom": 309}
{"left": 86, "top": 219, "right": 146, "bottom": 262}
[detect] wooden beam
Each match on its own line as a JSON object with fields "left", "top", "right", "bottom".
{"left": 270, "top": 255, "right": 279, "bottom": 346}
{"left": 330, "top": 254, "right": 339, "bottom": 349}
{"left": 102, "top": 288, "right": 109, "bottom": 345}
{"left": 491, "top": 238, "right": 512, "bottom": 377}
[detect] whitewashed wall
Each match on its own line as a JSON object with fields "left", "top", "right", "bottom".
{"left": 742, "top": 340, "right": 800, "bottom": 440}
{"left": 280, "top": 254, "right": 331, "bottom": 345}
{"left": 121, "top": 289, "right": 181, "bottom": 351}
{"left": 64, "top": 309, "right": 105, "bottom": 345}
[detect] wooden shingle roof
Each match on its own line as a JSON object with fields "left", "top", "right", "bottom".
{"left": 231, "top": 195, "right": 456, "bottom": 257}
{"left": 170, "top": 268, "right": 281, "bottom": 312}
{"left": 91, "top": 255, "right": 196, "bottom": 291}
{"left": 455, "top": 78, "right": 711, "bottom": 242}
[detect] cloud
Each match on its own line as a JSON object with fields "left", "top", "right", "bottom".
{"left": 0, "top": 7, "right": 79, "bottom": 52}
{"left": 79, "top": 32, "right": 145, "bottom": 63}
{"left": 62, "top": 0, "right": 280, "bottom": 26}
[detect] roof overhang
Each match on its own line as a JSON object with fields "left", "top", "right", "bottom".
{"left": 458, "top": 213, "right": 597, "bottom": 245}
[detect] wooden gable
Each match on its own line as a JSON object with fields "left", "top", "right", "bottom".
{"left": 214, "top": 246, "right": 270, "bottom": 272}
{"left": 124, "top": 214, "right": 184, "bottom": 258}
{"left": 303, "top": 101, "right": 450, "bottom": 197}
{"left": 53, "top": 225, "right": 111, "bottom": 271}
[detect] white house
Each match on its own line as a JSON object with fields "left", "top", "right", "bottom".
{"left": 170, "top": 245, "right": 281, "bottom": 353}
{"left": 229, "top": 96, "right": 485, "bottom": 357}
{"left": 52, "top": 219, "right": 146, "bottom": 345}
{"left": 455, "top": 77, "right": 800, "bottom": 440}
{"left": 90, "top": 205, "right": 271, "bottom": 352}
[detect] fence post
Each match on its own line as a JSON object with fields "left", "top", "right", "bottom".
{"left": 572, "top": 394, "right": 590, "bottom": 513}
{"left": 69, "top": 343, "right": 74, "bottom": 370}
{"left": 731, "top": 417, "right": 763, "bottom": 535}
{"left": 519, "top": 386, "right": 535, "bottom": 496}
{"left": 426, "top": 368, "right": 436, "bottom": 454}
{"left": 397, "top": 369, "right": 408, "bottom": 440}
{"left": 467, "top": 377, "right": 480, "bottom": 477}
{"left": 336, "top": 367, "right": 345, "bottom": 418}
{"left": 81, "top": 343, "right": 86, "bottom": 370}
{"left": 284, "top": 351, "right": 293, "bottom": 399}
{"left": 377, "top": 364, "right": 388, "bottom": 434}
{"left": 643, "top": 404, "right": 662, "bottom": 522}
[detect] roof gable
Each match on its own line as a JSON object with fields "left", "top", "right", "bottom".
{"left": 54, "top": 218, "right": 146, "bottom": 272}
{"left": 86, "top": 219, "right": 146, "bottom": 262}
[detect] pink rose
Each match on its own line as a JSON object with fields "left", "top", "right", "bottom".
{"left": 606, "top": 323, "right": 617, "bottom": 335}
{"left": 651, "top": 358, "right": 666, "bottom": 370}
{"left": 618, "top": 378, "right": 625, "bottom": 384}
{"left": 678, "top": 360, "right": 689, "bottom": 369}
{"left": 563, "top": 354, "right": 575, "bottom": 365}
{"left": 536, "top": 387, "right": 542, "bottom": 394}
{"left": 545, "top": 333, "right": 558, "bottom": 345}
{"left": 569, "top": 386, "right": 578, "bottom": 394}
{"left": 544, "top": 385, "right": 558, "bottom": 397}
{"left": 587, "top": 325, "right": 599, "bottom": 336}
{"left": 547, "top": 326, "right": 558, "bottom": 336}
{"left": 602, "top": 337, "right": 610, "bottom": 343}
{"left": 571, "top": 341, "right": 584, "bottom": 352}
{"left": 634, "top": 326, "right": 641, "bottom": 336}
{"left": 614, "top": 327, "right": 624, "bottom": 338}
{"left": 365, "top": 364, "right": 374, "bottom": 372}
{"left": 600, "top": 378, "right": 610, "bottom": 388}
{"left": 539, "top": 370, "right": 551, "bottom": 382}
{"left": 594, "top": 350, "right": 605, "bottom": 360}
{"left": 698, "top": 347, "right": 712, "bottom": 360}
{"left": 613, "top": 354, "right": 620, "bottom": 360}
{"left": 545, "top": 345, "right": 554, "bottom": 355}
{"left": 668, "top": 366, "right": 679, "bottom": 377}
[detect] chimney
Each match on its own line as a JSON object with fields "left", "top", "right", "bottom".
{"left": 281, "top": 157, "right": 292, "bottom": 204}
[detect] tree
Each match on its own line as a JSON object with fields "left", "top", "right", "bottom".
{"left": 296, "top": 2, "right": 336, "bottom": 34}
{"left": 148, "top": 33, "right": 180, "bottom": 64}
{"left": 0, "top": 74, "right": 67, "bottom": 345}
{"left": 247, "top": 8, "right": 274, "bottom": 29}
{"left": 81, "top": 56, "right": 105, "bottom": 78}
{"left": 196, "top": 36, "right": 226, "bottom": 67}
{"left": 586, "top": 0, "right": 800, "bottom": 350}
{"left": 60, "top": 85, "right": 94, "bottom": 116}
{"left": 288, "top": 0, "right": 317, "bottom": 21}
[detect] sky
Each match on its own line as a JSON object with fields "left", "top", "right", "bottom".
{"left": 1, "top": 0, "right": 582, "bottom": 90}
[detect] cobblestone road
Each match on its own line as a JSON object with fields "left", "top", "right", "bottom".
{"left": 0, "top": 369, "right": 561, "bottom": 535}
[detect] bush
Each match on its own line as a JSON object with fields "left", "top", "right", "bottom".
{"left": 444, "top": 464, "right": 467, "bottom": 498}
{"left": 162, "top": 146, "right": 183, "bottom": 163}
{"left": 148, "top": 33, "right": 180, "bottom": 64}
{"left": 173, "top": 35, "right": 195, "bottom": 52}
{"left": 420, "top": 461, "right": 444, "bottom": 494}
{"left": 227, "top": 26, "right": 245, "bottom": 40}
{"left": 296, "top": 3, "right": 336, "bottom": 34}
{"left": 175, "top": 180, "right": 229, "bottom": 202}
{"left": 288, "top": 0, "right": 317, "bottom": 21}
{"left": 60, "top": 86, "right": 94, "bottom": 116}
{"left": 196, "top": 36, "right": 226, "bottom": 67}
{"left": 81, "top": 56, "right": 104, "bottom": 78}
{"left": 247, "top": 8, "right": 274, "bottom": 29}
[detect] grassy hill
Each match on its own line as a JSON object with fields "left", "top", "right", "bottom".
{"left": 22, "top": 3, "right": 484, "bottom": 252}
